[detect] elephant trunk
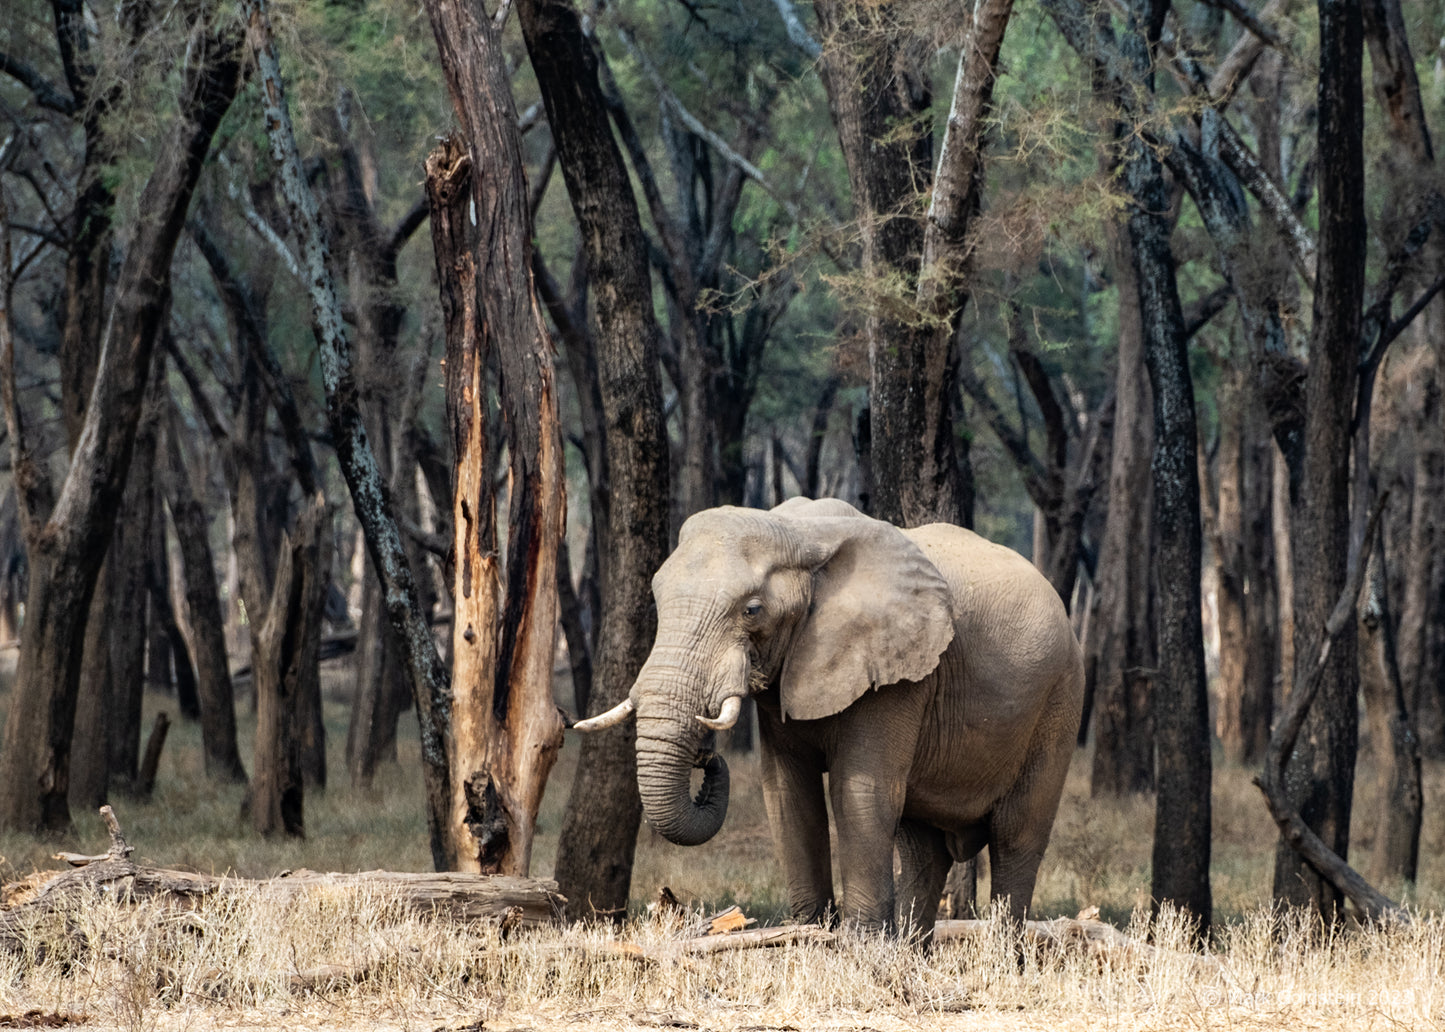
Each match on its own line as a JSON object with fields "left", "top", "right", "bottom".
{"left": 632, "top": 643, "right": 739, "bottom": 846}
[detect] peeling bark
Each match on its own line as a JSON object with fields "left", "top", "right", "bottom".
{"left": 421, "top": 0, "right": 567, "bottom": 876}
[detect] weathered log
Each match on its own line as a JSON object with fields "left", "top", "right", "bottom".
{"left": 2, "top": 858, "right": 565, "bottom": 958}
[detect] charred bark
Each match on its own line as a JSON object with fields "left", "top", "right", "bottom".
{"left": 1272, "top": 0, "right": 1364, "bottom": 920}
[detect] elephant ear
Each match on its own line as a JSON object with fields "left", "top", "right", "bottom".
{"left": 778, "top": 514, "right": 955, "bottom": 721}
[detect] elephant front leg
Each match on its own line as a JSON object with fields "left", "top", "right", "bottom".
{"left": 828, "top": 771, "right": 905, "bottom": 933}
{"left": 760, "top": 743, "right": 835, "bottom": 925}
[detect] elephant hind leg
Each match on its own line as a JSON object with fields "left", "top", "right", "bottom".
{"left": 896, "top": 820, "right": 951, "bottom": 946}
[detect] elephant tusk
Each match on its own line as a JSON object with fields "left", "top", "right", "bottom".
{"left": 696, "top": 695, "right": 743, "bottom": 731}
{"left": 572, "top": 698, "right": 635, "bottom": 731}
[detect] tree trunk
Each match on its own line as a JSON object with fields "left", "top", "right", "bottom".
{"left": 1239, "top": 385, "right": 1278, "bottom": 765}
{"left": 420, "top": 0, "right": 568, "bottom": 874}
{"left": 1089, "top": 228, "right": 1156, "bottom": 796}
{"left": 106, "top": 369, "right": 167, "bottom": 793}
{"left": 1111, "top": 0, "right": 1212, "bottom": 933}
{"left": 1358, "top": 528, "right": 1421, "bottom": 884}
{"left": 246, "top": 0, "right": 453, "bottom": 869}
{"left": 0, "top": 18, "right": 245, "bottom": 832}
{"left": 1273, "top": 0, "right": 1364, "bottom": 920}
{"left": 251, "top": 496, "right": 331, "bottom": 838}
{"left": 162, "top": 407, "right": 248, "bottom": 783}
{"left": 1208, "top": 369, "right": 1250, "bottom": 763}
{"left": 516, "top": 0, "right": 672, "bottom": 919}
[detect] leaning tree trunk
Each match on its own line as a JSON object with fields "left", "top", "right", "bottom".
{"left": 0, "top": 18, "right": 245, "bottom": 833}
{"left": 422, "top": 0, "right": 567, "bottom": 875}
{"left": 517, "top": 0, "right": 672, "bottom": 919}
{"left": 251, "top": 495, "right": 331, "bottom": 838}
{"left": 245, "top": 0, "right": 454, "bottom": 869}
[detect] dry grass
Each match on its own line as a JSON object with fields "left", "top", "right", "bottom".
{"left": 1, "top": 672, "right": 1444, "bottom": 1030}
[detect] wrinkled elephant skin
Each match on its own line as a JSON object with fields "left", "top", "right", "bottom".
{"left": 622, "top": 497, "right": 1084, "bottom": 936}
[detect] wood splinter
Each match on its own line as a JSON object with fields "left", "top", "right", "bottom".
{"left": 54, "top": 805, "right": 134, "bottom": 868}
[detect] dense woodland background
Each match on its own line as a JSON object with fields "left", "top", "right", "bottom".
{"left": 0, "top": 0, "right": 1442, "bottom": 936}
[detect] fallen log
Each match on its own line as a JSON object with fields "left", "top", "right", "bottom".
{"left": 934, "top": 908, "right": 1221, "bottom": 973}
{"left": 1, "top": 807, "right": 565, "bottom": 956}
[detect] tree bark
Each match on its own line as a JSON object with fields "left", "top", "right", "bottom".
{"left": 245, "top": 0, "right": 453, "bottom": 869}
{"left": 162, "top": 406, "right": 247, "bottom": 784}
{"left": 812, "top": 0, "right": 992, "bottom": 529}
{"left": 0, "top": 17, "right": 245, "bottom": 833}
{"left": 516, "top": 0, "right": 672, "bottom": 919}
{"left": 1105, "top": 0, "right": 1213, "bottom": 933}
{"left": 1358, "top": 527, "right": 1421, "bottom": 884}
{"left": 420, "top": 0, "right": 567, "bottom": 876}
{"left": 250, "top": 495, "right": 330, "bottom": 838}
{"left": 1273, "top": 0, "right": 1365, "bottom": 920}
{"left": 1089, "top": 228, "right": 1156, "bottom": 796}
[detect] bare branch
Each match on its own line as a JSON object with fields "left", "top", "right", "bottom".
{"left": 613, "top": 25, "right": 803, "bottom": 225}
{"left": 0, "top": 184, "right": 55, "bottom": 544}
{"left": 384, "top": 198, "right": 430, "bottom": 262}
{"left": 767, "top": 0, "right": 821, "bottom": 58}
{"left": 217, "top": 152, "right": 301, "bottom": 281}
{"left": 1254, "top": 492, "right": 1407, "bottom": 924}
{"left": 0, "top": 51, "right": 76, "bottom": 114}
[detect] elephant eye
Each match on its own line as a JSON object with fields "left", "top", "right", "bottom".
{"left": 743, "top": 600, "right": 764, "bottom": 618}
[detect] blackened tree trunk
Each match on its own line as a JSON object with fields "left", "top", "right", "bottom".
{"left": 1273, "top": 0, "right": 1364, "bottom": 920}
{"left": 517, "top": 0, "right": 672, "bottom": 919}
{"left": 1114, "top": 0, "right": 1212, "bottom": 933}
{"left": 421, "top": 0, "right": 567, "bottom": 875}
{"left": 0, "top": 17, "right": 245, "bottom": 832}
{"left": 106, "top": 370, "right": 167, "bottom": 793}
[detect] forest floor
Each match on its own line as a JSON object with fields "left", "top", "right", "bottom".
{"left": 1, "top": 661, "right": 1444, "bottom": 1030}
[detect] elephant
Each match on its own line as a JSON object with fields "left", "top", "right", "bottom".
{"left": 575, "top": 497, "right": 1084, "bottom": 936}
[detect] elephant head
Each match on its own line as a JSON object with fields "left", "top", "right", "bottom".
{"left": 576, "top": 498, "right": 955, "bottom": 847}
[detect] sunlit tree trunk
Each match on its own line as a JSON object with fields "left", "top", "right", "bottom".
{"left": 421, "top": 0, "right": 567, "bottom": 873}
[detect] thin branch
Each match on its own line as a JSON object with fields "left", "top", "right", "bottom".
{"left": 1182, "top": 284, "right": 1233, "bottom": 339}
{"left": 217, "top": 151, "right": 301, "bottom": 281}
{"left": 162, "top": 334, "right": 232, "bottom": 445}
{"left": 959, "top": 366, "right": 1050, "bottom": 507}
{"left": 384, "top": 198, "right": 430, "bottom": 262}
{"left": 1253, "top": 492, "right": 1406, "bottom": 923}
{"left": 1379, "top": 271, "right": 1445, "bottom": 353}
{"left": 613, "top": 25, "right": 803, "bottom": 225}
{"left": 767, "top": 0, "right": 821, "bottom": 58}
{"left": 0, "top": 184, "right": 54, "bottom": 544}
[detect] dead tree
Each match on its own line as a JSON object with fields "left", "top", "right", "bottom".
{"left": 420, "top": 0, "right": 569, "bottom": 875}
